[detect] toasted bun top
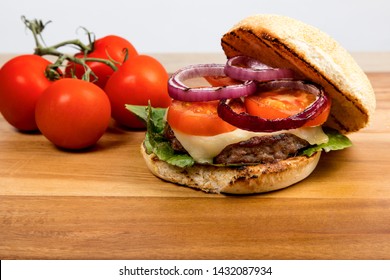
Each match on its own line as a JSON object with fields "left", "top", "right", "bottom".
{"left": 221, "top": 14, "right": 376, "bottom": 133}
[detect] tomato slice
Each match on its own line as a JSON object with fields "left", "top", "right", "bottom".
{"left": 204, "top": 76, "right": 242, "bottom": 87}
{"left": 167, "top": 75, "right": 245, "bottom": 136}
{"left": 168, "top": 77, "right": 330, "bottom": 136}
{"left": 167, "top": 100, "right": 244, "bottom": 136}
{"left": 244, "top": 88, "right": 331, "bottom": 127}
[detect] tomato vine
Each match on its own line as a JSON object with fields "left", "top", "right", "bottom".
{"left": 21, "top": 16, "right": 118, "bottom": 82}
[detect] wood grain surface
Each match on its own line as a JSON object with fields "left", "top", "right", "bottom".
{"left": 1, "top": 54, "right": 390, "bottom": 259}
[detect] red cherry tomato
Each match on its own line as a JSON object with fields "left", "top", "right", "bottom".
{"left": 104, "top": 54, "right": 172, "bottom": 129}
{"left": 65, "top": 35, "right": 138, "bottom": 89}
{"left": 0, "top": 55, "right": 57, "bottom": 131}
{"left": 35, "top": 78, "right": 111, "bottom": 150}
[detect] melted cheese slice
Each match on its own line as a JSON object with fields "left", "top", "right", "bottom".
{"left": 171, "top": 126, "right": 329, "bottom": 164}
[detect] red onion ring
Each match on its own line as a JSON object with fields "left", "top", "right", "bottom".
{"left": 225, "top": 56, "right": 296, "bottom": 82}
{"left": 217, "top": 80, "right": 330, "bottom": 132}
{"left": 168, "top": 64, "right": 257, "bottom": 102}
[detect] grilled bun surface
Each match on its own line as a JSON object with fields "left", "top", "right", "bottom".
{"left": 221, "top": 14, "right": 376, "bottom": 133}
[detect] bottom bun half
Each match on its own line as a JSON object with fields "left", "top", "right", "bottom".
{"left": 141, "top": 144, "right": 321, "bottom": 194}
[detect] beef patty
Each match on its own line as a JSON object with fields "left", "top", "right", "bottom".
{"left": 214, "top": 133, "right": 309, "bottom": 164}
{"left": 164, "top": 125, "right": 310, "bottom": 165}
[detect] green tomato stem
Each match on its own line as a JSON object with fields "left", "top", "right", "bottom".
{"left": 22, "top": 16, "right": 118, "bottom": 82}
{"left": 50, "top": 39, "right": 92, "bottom": 53}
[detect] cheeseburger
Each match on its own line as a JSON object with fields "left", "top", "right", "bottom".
{"left": 128, "top": 14, "right": 376, "bottom": 194}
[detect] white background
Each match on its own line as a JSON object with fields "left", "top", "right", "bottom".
{"left": 2, "top": 260, "right": 390, "bottom": 280}
{"left": 0, "top": 0, "right": 389, "bottom": 54}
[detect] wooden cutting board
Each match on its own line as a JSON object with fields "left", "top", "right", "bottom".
{"left": 1, "top": 67, "right": 390, "bottom": 259}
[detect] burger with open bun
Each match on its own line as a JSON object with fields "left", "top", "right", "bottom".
{"left": 128, "top": 14, "right": 376, "bottom": 194}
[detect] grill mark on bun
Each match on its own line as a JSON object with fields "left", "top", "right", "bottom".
{"left": 327, "top": 112, "right": 348, "bottom": 132}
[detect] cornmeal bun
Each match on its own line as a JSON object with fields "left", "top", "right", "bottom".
{"left": 141, "top": 14, "right": 375, "bottom": 194}
{"left": 221, "top": 14, "right": 376, "bottom": 133}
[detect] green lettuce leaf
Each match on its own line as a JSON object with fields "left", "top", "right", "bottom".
{"left": 301, "top": 128, "right": 352, "bottom": 157}
{"left": 126, "top": 104, "right": 195, "bottom": 168}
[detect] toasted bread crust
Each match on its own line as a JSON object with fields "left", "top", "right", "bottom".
{"left": 141, "top": 144, "right": 321, "bottom": 194}
{"left": 221, "top": 14, "right": 376, "bottom": 133}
